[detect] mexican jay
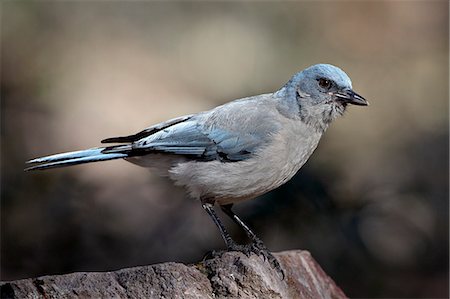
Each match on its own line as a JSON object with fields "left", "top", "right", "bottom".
{"left": 26, "top": 63, "right": 368, "bottom": 274}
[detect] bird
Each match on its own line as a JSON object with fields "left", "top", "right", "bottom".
{"left": 25, "top": 63, "right": 367, "bottom": 275}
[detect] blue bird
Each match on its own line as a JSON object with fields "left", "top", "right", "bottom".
{"left": 25, "top": 64, "right": 368, "bottom": 275}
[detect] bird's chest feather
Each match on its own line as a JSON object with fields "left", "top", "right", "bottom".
{"left": 169, "top": 120, "right": 322, "bottom": 204}
{"left": 256, "top": 123, "right": 322, "bottom": 188}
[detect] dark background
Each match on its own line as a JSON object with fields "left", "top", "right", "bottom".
{"left": 2, "top": 2, "right": 448, "bottom": 298}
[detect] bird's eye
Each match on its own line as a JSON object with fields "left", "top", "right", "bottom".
{"left": 318, "top": 78, "right": 332, "bottom": 89}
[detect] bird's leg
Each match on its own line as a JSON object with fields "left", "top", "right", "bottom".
{"left": 220, "top": 204, "right": 261, "bottom": 244}
{"left": 201, "top": 202, "right": 236, "bottom": 250}
{"left": 220, "top": 204, "right": 284, "bottom": 277}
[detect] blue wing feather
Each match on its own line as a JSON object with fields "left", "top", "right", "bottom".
{"left": 132, "top": 120, "right": 264, "bottom": 162}
{"left": 102, "top": 99, "right": 280, "bottom": 162}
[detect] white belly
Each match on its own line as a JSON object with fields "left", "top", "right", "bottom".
{"left": 168, "top": 124, "right": 322, "bottom": 205}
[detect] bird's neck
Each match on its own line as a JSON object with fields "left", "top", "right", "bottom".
{"left": 297, "top": 105, "right": 331, "bottom": 133}
{"left": 275, "top": 86, "right": 330, "bottom": 133}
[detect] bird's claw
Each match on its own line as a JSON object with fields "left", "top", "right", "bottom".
{"left": 203, "top": 239, "right": 284, "bottom": 278}
{"left": 202, "top": 249, "right": 218, "bottom": 261}
{"left": 250, "top": 240, "right": 284, "bottom": 278}
{"left": 226, "top": 240, "right": 285, "bottom": 278}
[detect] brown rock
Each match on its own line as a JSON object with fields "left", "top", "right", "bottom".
{"left": 1, "top": 250, "right": 347, "bottom": 299}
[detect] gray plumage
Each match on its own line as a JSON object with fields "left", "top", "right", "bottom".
{"left": 25, "top": 64, "right": 367, "bottom": 271}
{"left": 26, "top": 64, "right": 367, "bottom": 205}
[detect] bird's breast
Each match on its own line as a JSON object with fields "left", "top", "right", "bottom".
{"left": 169, "top": 121, "right": 323, "bottom": 205}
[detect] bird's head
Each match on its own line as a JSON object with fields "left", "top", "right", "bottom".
{"left": 282, "top": 64, "right": 368, "bottom": 131}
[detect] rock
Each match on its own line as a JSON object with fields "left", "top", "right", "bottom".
{"left": 1, "top": 250, "right": 347, "bottom": 299}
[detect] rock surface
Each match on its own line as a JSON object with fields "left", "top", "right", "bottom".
{"left": 1, "top": 250, "right": 347, "bottom": 299}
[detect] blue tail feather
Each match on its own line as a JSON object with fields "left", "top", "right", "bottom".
{"left": 25, "top": 147, "right": 128, "bottom": 171}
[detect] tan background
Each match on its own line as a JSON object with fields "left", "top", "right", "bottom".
{"left": 2, "top": 2, "right": 448, "bottom": 297}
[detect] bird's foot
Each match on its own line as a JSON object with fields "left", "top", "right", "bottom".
{"left": 202, "top": 249, "right": 223, "bottom": 261}
{"left": 202, "top": 238, "right": 246, "bottom": 260}
{"left": 225, "top": 240, "right": 284, "bottom": 278}
{"left": 203, "top": 241, "right": 284, "bottom": 278}
{"left": 248, "top": 238, "right": 285, "bottom": 278}
{"left": 203, "top": 243, "right": 252, "bottom": 260}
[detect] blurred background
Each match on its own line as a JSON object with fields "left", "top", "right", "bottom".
{"left": 1, "top": 2, "right": 448, "bottom": 298}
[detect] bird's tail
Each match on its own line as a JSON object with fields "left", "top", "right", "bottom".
{"left": 24, "top": 147, "right": 129, "bottom": 171}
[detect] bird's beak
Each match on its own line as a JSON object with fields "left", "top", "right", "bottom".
{"left": 335, "top": 89, "right": 368, "bottom": 106}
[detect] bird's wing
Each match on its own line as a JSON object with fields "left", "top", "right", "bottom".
{"left": 120, "top": 119, "right": 267, "bottom": 162}
{"left": 103, "top": 94, "right": 279, "bottom": 162}
{"left": 101, "top": 114, "right": 195, "bottom": 143}
{"left": 102, "top": 95, "right": 281, "bottom": 162}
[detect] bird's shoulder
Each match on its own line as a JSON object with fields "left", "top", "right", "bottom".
{"left": 199, "top": 92, "right": 283, "bottom": 131}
